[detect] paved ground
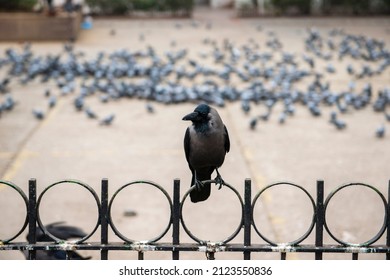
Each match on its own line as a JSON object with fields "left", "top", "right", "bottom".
{"left": 0, "top": 8, "right": 390, "bottom": 260}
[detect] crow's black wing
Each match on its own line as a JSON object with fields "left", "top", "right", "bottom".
{"left": 46, "top": 222, "right": 87, "bottom": 240}
{"left": 184, "top": 127, "right": 192, "bottom": 166}
{"left": 224, "top": 125, "right": 230, "bottom": 153}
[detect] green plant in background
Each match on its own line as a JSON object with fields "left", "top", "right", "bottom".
{"left": 179, "top": 0, "right": 194, "bottom": 12}
{"left": 86, "top": 0, "right": 193, "bottom": 15}
{"left": 166, "top": 0, "right": 180, "bottom": 12}
{"left": 383, "top": 0, "right": 390, "bottom": 13}
{"left": 271, "top": 0, "right": 312, "bottom": 14}
{"left": 132, "top": 0, "right": 158, "bottom": 11}
{"left": 167, "top": 0, "right": 193, "bottom": 13}
{"left": 322, "top": 0, "right": 370, "bottom": 14}
{"left": 0, "top": 0, "right": 37, "bottom": 11}
{"left": 86, "top": 0, "right": 131, "bottom": 15}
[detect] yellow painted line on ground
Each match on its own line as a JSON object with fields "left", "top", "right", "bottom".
{"left": 0, "top": 152, "right": 13, "bottom": 159}
{"left": 1, "top": 95, "right": 64, "bottom": 184}
{"left": 223, "top": 106, "right": 299, "bottom": 257}
{"left": 39, "top": 96, "right": 65, "bottom": 129}
{"left": 1, "top": 150, "right": 38, "bottom": 182}
{"left": 269, "top": 215, "right": 285, "bottom": 225}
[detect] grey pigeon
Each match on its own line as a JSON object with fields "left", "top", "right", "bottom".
{"left": 100, "top": 113, "right": 115, "bottom": 126}
{"left": 376, "top": 124, "right": 385, "bottom": 138}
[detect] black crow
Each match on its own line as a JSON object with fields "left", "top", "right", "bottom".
{"left": 23, "top": 222, "right": 91, "bottom": 260}
{"left": 183, "top": 104, "right": 230, "bottom": 203}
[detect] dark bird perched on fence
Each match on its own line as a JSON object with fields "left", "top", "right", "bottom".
{"left": 182, "top": 104, "right": 230, "bottom": 203}
{"left": 22, "top": 222, "right": 91, "bottom": 260}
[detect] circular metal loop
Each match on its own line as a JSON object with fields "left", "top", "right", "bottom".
{"left": 180, "top": 179, "right": 244, "bottom": 245}
{"left": 0, "top": 181, "right": 29, "bottom": 243}
{"left": 36, "top": 180, "right": 101, "bottom": 244}
{"left": 252, "top": 182, "right": 316, "bottom": 246}
{"left": 108, "top": 180, "right": 173, "bottom": 244}
{"left": 324, "top": 182, "right": 388, "bottom": 246}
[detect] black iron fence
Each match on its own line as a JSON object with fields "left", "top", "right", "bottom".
{"left": 0, "top": 178, "right": 389, "bottom": 260}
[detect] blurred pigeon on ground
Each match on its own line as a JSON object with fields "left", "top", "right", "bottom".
{"left": 376, "top": 124, "right": 385, "bottom": 138}
{"left": 146, "top": 103, "right": 154, "bottom": 113}
{"left": 32, "top": 109, "right": 45, "bottom": 120}
{"left": 48, "top": 96, "right": 56, "bottom": 109}
{"left": 249, "top": 117, "right": 258, "bottom": 130}
{"left": 85, "top": 107, "right": 97, "bottom": 119}
{"left": 100, "top": 113, "right": 115, "bottom": 125}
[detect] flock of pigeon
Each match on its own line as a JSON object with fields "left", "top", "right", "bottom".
{"left": 0, "top": 24, "right": 389, "bottom": 138}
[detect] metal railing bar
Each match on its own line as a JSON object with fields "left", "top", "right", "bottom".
{"left": 3, "top": 243, "right": 390, "bottom": 254}
{"left": 387, "top": 180, "right": 390, "bottom": 260}
{"left": 315, "top": 180, "right": 324, "bottom": 260}
{"left": 101, "top": 178, "right": 109, "bottom": 260}
{"left": 243, "top": 178, "right": 251, "bottom": 260}
{"left": 28, "top": 179, "right": 37, "bottom": 260}
{"left": 1, "top": 178, "right": 389, "bottom": 260}
{"left": 172, "top": 179, "right": 181, "bottom": 260}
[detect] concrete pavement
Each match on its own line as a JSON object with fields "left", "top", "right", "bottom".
{"left": 0, "top": 9, "right": 389, "bottom": 259}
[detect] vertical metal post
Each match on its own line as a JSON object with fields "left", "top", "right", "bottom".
{"left": 172, "top": 179, "right": 180, "bottom": 260}
{"left": 101, "top": 178, "right": 109, "bottom": 260}
{"left": 352, "top": 253, "right": 359, "bottom": 260}
{"left": 315, "top": 180, "right": 324, "bottom": 260}
{"left": 281, "top": 252, "right": 287, "bottom": 260}
{"left": 28, "top": 179, "right": 37, "bottom": 260}
{"left": 386, "top": 180, "right": 390, "bottom": 260}
{"left": 244, "top": 178, "right": 251, "bottom": 260}
{"left": 207, "top": 252, "right": 215, "bottom": 260}
{"left": 138, "top": 252, "right": 144, "bottom": 260}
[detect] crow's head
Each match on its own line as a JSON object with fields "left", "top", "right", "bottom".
{"left": 182, "top": 103, "right": 210, "bottom": 124}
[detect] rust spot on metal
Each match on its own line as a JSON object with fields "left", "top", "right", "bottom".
{"left": 130, "top": 242, "right": 156, "bottom": 252}
{"left": 271, "top": 243, "right": 297, "bottom": 253}
{"left": 198, "top": 242, "right": 226, "bottom": 253}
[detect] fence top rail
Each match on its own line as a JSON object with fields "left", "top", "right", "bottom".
{"left": 0, "top": 178, "right": 389, "bottom": 260}
{"left": 2, "top": 242, "right": 390, "bottom": 254}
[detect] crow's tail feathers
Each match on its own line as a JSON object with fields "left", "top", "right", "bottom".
{"left": 190, "top": 174, "right": 211, "bottom": 203}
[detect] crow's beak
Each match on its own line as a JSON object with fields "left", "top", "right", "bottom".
{"left": 182, "top": 112, "right": 199, "bottom": 121}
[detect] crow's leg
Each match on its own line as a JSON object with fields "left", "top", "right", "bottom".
{"left": 193, "top": 171, "right": 204, "bottom": 191}
{"left": 214, "top": 168, "right": 225, "bottom": 190}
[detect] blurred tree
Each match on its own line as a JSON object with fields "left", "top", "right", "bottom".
{"left": 85, "top": 0, "right": 193, "bottom": 15}
{"left": 271, "top": 0, "right": 311, "bottom": 14}
{"left": 0, "top": 0, "right": 37, "bottom": 11}
{"left": 132, "top": 0, "right": 157, "bottom": 11}
{"left": 86, "top": 0, "right": 131, "bottom": 15}
{"left": 322, "top": 0, "right": 371, "bottom": 14}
